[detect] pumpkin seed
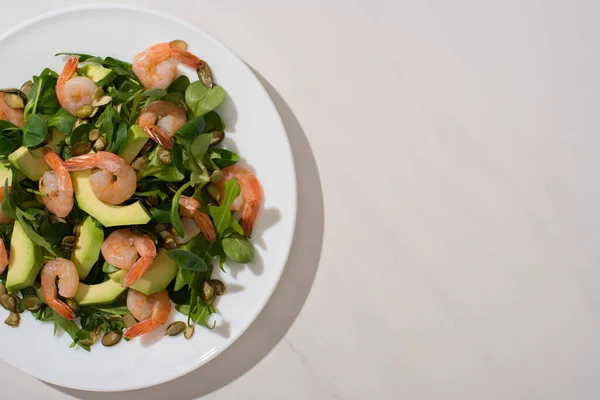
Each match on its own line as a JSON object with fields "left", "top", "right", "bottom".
{"left": 89, "top": 106, "right": 100, "bottom": 118}
{"left": 70, "top": 141, "right": 91, "bottom": 157}
{"left": 165, "top": 321, "right": 186, "bottom": 336}
{"left": 20, "top": 81, "right": 33, "bottom": 98}
{"left": 131, "top": 156, "right": 150, "bottom": 171}
{"left": 4, "top": 312, "right": 19, "bottom": 327}
{"left": 197, "top": 61, "right": 214, "bottom": 88}
{"left": 3, "top": 93, "right": 24, "bottom": 109}
{"left": 66, "top": 298, "right": 79, "bottom": 313}
{"left": 206, "top": 184, "right": 220, "bottom": 202}
{"left": 94, "top": 135, "right": 107, "bottom": 151}
{"left": 211, "top": 279, "right": 226, "bottom": 296}
{"left": 75, "top": 104, "right": 94, "bottom": 119}
{"left": 92, "top": 95, "right": 112, "bottom": 107}
{"left": 209, "top": 130, "right": 225, "bottom": 147}
{"left": 61, "top": 235, "right": 78, "bottom": 250}
{"left": 101, "top": 331, "right": 122, "bottom": 347}
{"left": 210, "top": 170, "right": 223, "bottom": 183}
{"left": 201, "top": 280, "right": 215, "bottom": 304}
{"left": 0, "top": 283, "right": 6, "bottom": 297}
{"left": 0, "top": 293, "right": 17, "bottom": 312}
{"left": 23, "top": 296, "right": 42, "bottom": 312}
{"left": 170, "top": 39, "right": 188, "bottom": 50}
{"left": 184, "top": 325, "right": 195, "bottom": 339}
{"left": 79, "top": 337, "right": 95, "bottom": 347}
{"left": 88, "top": 128, "right": 100, "bottom": 142}
{"left": 157, "top": 147, "right": 172, "bottom": 165}
{"left": 139, "top": 139, "right": 156, "bottom": 155}
{"left": 144, "top": 195, "right": 159, "bottom": 208}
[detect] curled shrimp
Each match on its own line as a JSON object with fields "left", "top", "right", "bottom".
{"left": 101, "top": 229, "right": 157, "bottom": 286}
{"left": 41, "top": 258, "right": 79, "bottom": 320}
{"left": 138, "top": 100, "right": 186, "bottom": 149}
{"left": 39, "top": 149, "right": 74, "bottom": 218}
{"left": 0, "top": 239, "right": 8, "bottom": 275}
{"left": 0, "top": 93, "right": 24, "bottom": 128}
{"left": 124, "top": 289, "right": 171, "bottom": 338}
{"left": 0, "top": 189, "right": 14, "bottom": 225}
{"left": 56, "top": 57, "right": 97, "bottom": 116}
{"left": 178, "top": 196, "right": 216, "bottom": 242}
{"left": 63, "top": 151, "right": 136, "bottom": 205}
{"left": 216, "top": 166, "right": 263, "bottom": 235}
{"left": 132, "top": 42, "right": 203, "bottom": 90}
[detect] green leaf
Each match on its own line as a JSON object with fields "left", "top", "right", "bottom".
{"left": 170, "top": 181, "right": 193, "bottom": 236}
{"left": 149, "top": 204, "right": 171, "bottom": 223}
{"left": 185, "top": 82, "right": 226, "bottom": 117}
{"left": 47, "top": 108, "right": 77, "bottom": 135}
{"left": 140, "top": 88, "right": 167, "bottom": 98}
{"left": 172, "top": 141, "right": 184, "bottom": 173}
{"left": 22, "top": 114, "right": 48, "bottom": 148}
{"left": 167, "top": 250, "right": 208, "bottom": 272}
{"left": 0, "top": 122, "right": 22, "bottom": 159}
{"left": 15, "top": 211, "right": 55, "bottom": 255}
{"left": 110, "top": 123, "right": 128, "bottom": 153}
{"left": 95, "top": 105, "right": 115, "bottom": 146}
{"left": 102, "top": 262, "right": 120, "bottom": 274}
{"left": 175, "top": 116, "right": 206, "bottom": 140}
{"left": 208, "top": 148, "right": 240, "bottom": 168}
{"left": 202, "top": 111, "right": 225, "bottom": 132}
{"left": 222, "top": 234, "right": 255, "bottom": 263}
{"left": 190, "top": 134, "right": 213, "bottom": 161}
{"left": 53, "top": 312, "right": 89, "bottom": 351}
{"left": 208, "top": 179, "right": 241, "bottom": 236}
{"left": 69, "top": 123, "right": 94, "bottom": 145}
{"left": 167, "top": 75, "right": 191, "bottom": 94}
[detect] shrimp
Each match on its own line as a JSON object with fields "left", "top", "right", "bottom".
{"left": 0, "top": 189, "right": 14, "bottom": 225}
{"left": 132, "top": 42, "right": 203, "bottom": 90}
{"left": 215, "top": 166, "right": 263, "bottom": 235}
{"left": 101, "top": 229, "right": 157, "bottom": 286}
{"left": 63, "top": 152, "right": 136, "bottom": 205}
{"left": 124, "top": 289, "right": 171, "bottom": 338}
{"left": 0, "top": 239, "right": 8, "bottom": 275}
{"left": 178, "top": 196, "right": 216, "bottom": 242}
{"left": 138, "top": 100, "right": 187, "bottom": 149}
{"left": 175, "top": 217, "right": 201, "bottom": 244}
{"left": 39, "top": 149, "right": 74, "bottom": 218}
{"left": 41, "top": 258, "right": 79, "bottom": 320}
{"left": 0, "top": 92, "right": 24, "bottom": 128}
{"left": 56, "top": 57, "right": 97, "bottom": 115}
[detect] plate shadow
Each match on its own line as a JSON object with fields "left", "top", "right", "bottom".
{"left": 48, "top": 68, "right": 324, "bottom": 399}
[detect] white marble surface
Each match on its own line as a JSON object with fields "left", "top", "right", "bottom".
{"left": 2, "top": 0, "right": 600, "bottom": 399}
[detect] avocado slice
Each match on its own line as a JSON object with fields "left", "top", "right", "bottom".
{"left": 8, "top": 129, "right": 66, "bottom": 181}
{"left": 71, "top": 170, "right": 151, "bottom": 227}
{"left": 118, "top": 125, "right": 149, "bottom": 164}
{"left": 71, "top": 216, "right": 104, "bottom": 279}
{"left": 110, "top": 249, "right": 178, "bottom": 295}
{"left": 74, "top": 270, "right": 127, "bottom": 306}
{"left": 79, "top": 64, "right": 116, "bottom": 88}
{"left": 5, "top": 221, "right": 43, "bottom": 292}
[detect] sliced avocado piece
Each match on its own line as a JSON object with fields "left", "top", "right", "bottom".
{"left": 8, "top": 129, "right": 66, "bottom": 181}
{"left": 71, "top": 170, "right": 151, "bottom": 227}
{"left": 5, "top": 221, "right": 43, "bottom": 292}
{"left": 74, "top": 270, "right": 127, "bottom": 305}
{"left": 71, "top": 216, "right": 104, "bottom": 279}
{"left": 0, "top": 163, "right": 12, "bottom": 186}
{"left": 110, "top": 249, "right": 178, "bottom": 295}
{"left": 118, "top": 125, "right": 149, "bottom": 164}
{"left": 79, "top": 64, "right": 116, "bottom": 88}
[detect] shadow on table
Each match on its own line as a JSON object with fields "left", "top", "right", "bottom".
{"left": 48, "top": 69, "right": 324, "bottom": 399}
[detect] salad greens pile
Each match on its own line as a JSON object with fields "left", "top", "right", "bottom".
{"left": 0, "top": 48, "right": 257, "bottom": 350}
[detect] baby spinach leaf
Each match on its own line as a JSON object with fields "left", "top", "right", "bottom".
{"left": 172, "top": 141, "right": 184, "bottom": 173}
{"left": 0, "top": 122, "right": 23, "bottom": 158}
{"left": 47, "top": 108, "right": 77, "bottom": 135}
{"left": 140, "top": 88, "right": 167, "bottom": 98}
{"left": 149, "top": 204, "right": 171, "bottom": 223}
{"left": 110, "top": 123, "right": 128, "bottom": 153}
{"left": 22, "top": 114, "right": 48, "bottom": 148}
{"left": 175, "top": 116, "right": 206, "bottom": 140}
{"left": 167, "top": 250, "right": 208, "bottom": 272}
{"left": 170, "top": 181, "right": 193, "bottom": 236}
{"left": 24, "top": 68, "right": 60, "bottom": 119}
{"left": 53, "top": 312, "right": 90, "bottom": 351}
{"left": 68, "top": 123, "right": 94, "bottom": 145}
{"left": 202, "top": 111, "right": 225, "bottom": 132}
{"left": 207, "top": 148, "right": 239, "bottom": 168}
{"left": 222, "top": 234, "right": 255, "bottom": 264}
{"left": 168, "top": 75, "right": 190, "bottom": 94}
{"left": 185, "top": 82, "right": 226, "bottom": 117}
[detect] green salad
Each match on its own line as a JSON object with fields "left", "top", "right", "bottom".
{"left": 0, "top": 40, "right": 262, "bottom": 349}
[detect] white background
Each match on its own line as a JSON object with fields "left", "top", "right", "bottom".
{"left": 2, "top": 1, "right": 600, "bottom": 399}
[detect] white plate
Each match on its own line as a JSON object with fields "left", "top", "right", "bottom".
{"left": 0, "top": 4, "right": 296, "bottom": 391}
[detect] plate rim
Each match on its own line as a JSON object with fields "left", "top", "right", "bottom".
{"left": 0, "top": 3, "right": 298, "bottom": 391}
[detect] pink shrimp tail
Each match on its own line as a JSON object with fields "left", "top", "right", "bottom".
{"left": 124, "top": 256, "right": 154, "bottom": 286}
{"left": 56, "top": 57, "right": 78, "bottom": 108}
{"left": 42, "top": 148, "right": 63, "bottom": 169}
{"left": 124, "top": 318, "right": 161, "bottom": 339}
{"left": 241, "top": 200, "right": 259, "bottom": 235}
{"left": 142, "top": 125, "right": 173, "bottom": 149}
{"left": 49, "top": 299, "right": 76, "bottom": 320}
{"left": 195, "top": 213, "right": 217, "bottom": 242}
{"left": 170, "top": 47, "right": 203, "bottom": 69}
{"left": 0, "top": 239, "right": 8, "bottom": 275}
{"left": 63, "top": 153, "right": 98, "bottom": 171}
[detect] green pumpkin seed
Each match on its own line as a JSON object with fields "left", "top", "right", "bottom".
{"left": 184, "top": 325, "right": 194, "bottom": 339}
{"left": 0, "top": 283, "right": 6, "bottom": 297}
{"left": 20, "top": 81, "right": 33, "bottom": 98}
{"left": 165, "top": 321, "right": 187, "bottom": 336}
{"left": 4, "top": 312, "right": 19, "bottom": 327}
{"left": 131, "top": 156, "right": 150, "bottom": 171}
{"left": 94, "top": 135, "right": 107, "bottom": 151}
{"left": 201, "top": 280, "right": 215, "bottom": 304}
{"left": 170, "top": 39, "right": 188, "bottom": 50}
{"left": 211, "top": 279, "right": 226, "bottom": 296}
{"left": 66, "top": 298, "right": 79, "bottom": 312}
{"left": 101, "top": 331, "right": 122, "bottom": 347}
{"left": 88, "top": 128, "right": 100, "bottom": 142}
{"left": 75, "top": 104, "right": 94, "bottom": 119}
{"left": 197, "top": 61, "right": 214, "bottom": 89}
{"left": 23, "top": 296, "right": 42, "bottom": 312}
{"left": 70, "top": 141, "right": 91, "bottom": 157}
{"left": 206, "top": 184, "right": 220, "bottom": 202}
{"left": 79, "top": 337, "right": 95, "bottom": 347}
{"left": 210, "top": 170, "right": 223, "bottom": 183}
{"left": 92, "top": 95, "right": 112, "bottom": 107}
{"left": 3, "top": 93, "right": 24, "bottom": 109}
{"left": 209, "top": 130, "right": 225, "bottom": 147}
{"left": 0, "top": 293, "right": 17, "bottom": 313}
